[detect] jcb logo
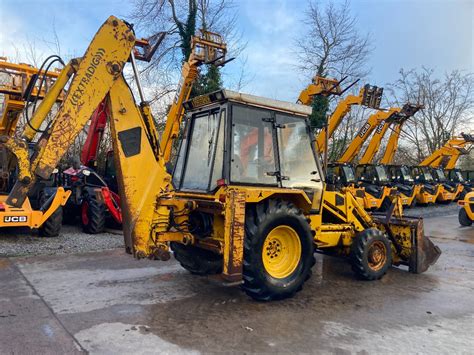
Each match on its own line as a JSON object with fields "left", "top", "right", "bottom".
{"left": 359, "top": 123, "right": 371, "bottom": 138}
{"left": 376, "top": 121, "right": 385, "bottom": 134}
{"left": 4, "top": 216, "right": 27, "bottom": 223}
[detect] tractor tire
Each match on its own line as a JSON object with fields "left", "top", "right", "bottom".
{"left": 350, "top": 228, "right": 392, "bottom": 280}
{"left": 38, "top": 192, "right": 63, "bottom": 238}
{"left": 81, "top": 194, "right": 106, "bottom": 234}
{"left": 458, "top": 208, "right": 472, "bottom": 227}
{"left": 170, "top": 242, "right": 222, "bottom": 275}
{"left": 242, "top": 199, "right": 315, "bottom": 301}
{"left": 378, "top": 197, "right": 392, "bottom": 212}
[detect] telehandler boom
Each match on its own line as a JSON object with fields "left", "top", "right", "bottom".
{"left": 314, "top": 84, "right": 383, "bottom": 153}
{"left": 2, "top": 16, "right": 440, "bottom": 301}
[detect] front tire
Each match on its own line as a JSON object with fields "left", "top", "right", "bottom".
{"left": 38, "top": 192, "right": 63, "bottom": 238}
{"left": 81, "top": 194, "right": 106, "bottom": 234}
{"left": 242, "top": 200, "right": 315, "bottom": 301}
{"left": 459, "top": 208, "right": 472, "bottom": 227}
{"left": 350, "top": 228, "right": 392, "bottom": 280}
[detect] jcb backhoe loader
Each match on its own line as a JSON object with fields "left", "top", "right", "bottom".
{"left": 2, "top": 16, "right": 440, "bottom": 301}
{"left": 0, "top": 57, "right": 70, "bottom": 236}
{"left": 54, "top": 29, "right": 230, "bottom": 234}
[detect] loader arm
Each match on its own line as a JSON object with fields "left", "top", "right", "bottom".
{"left": 338, "top": 107, "right": 401, "bottom": 164}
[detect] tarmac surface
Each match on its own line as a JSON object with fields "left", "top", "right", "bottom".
{"left": 1, "top": 205, "right": 473, "bottom": 354}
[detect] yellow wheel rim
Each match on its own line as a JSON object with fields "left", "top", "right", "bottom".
{"left": 262, "top": 225, "right": 302, "bottom": 279}
{"left": 367, "top": 240, "right": 387, "bottom": 271}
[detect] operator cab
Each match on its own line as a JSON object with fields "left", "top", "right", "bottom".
{"left": 386, "top": 165, "right": 416, "bottom": 195}
{"left": 327, "top": 163, "right": 356, "bottom": 189}
{"left": 355, "top": 164, "right": 390, "bottom": 197}
{"left": 173, "top": 90, "right": 324, "bottom": 202}
{"left": 412, "top": 166, "right": 438, "bottom": 195}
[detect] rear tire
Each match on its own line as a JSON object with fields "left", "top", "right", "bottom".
{"left": 242, "top": 199, "right": 315, "bottom": 301}
{"left": 350, "top": 228, "right": 392, "bottom": 280}
{"left": 170, "top": 243, "right": 222, "bottom": 275}
{"left": 459, "top": 208, "right": 472, "bottom": 227}
{"left": 81, "top": 194, "right": 106, "bottom": 234}
{"left": 38, "top": 192, "right": 63, "bottom": 238}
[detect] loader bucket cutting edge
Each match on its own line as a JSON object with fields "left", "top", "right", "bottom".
{"left": 410, "top": 225, "right": 441, "bottom": 274}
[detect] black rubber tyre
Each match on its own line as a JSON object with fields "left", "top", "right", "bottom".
{"left": 378, "top": 197, "right": 392, "bottom": 212}
{"left": 242, "top": 199, "right": 315, "bottom": 301}
{"left": 350, "top": 228, "right": 392, "bottom": 280}
{"left": 458, "top": 208, "right": 472, "bottom": 227}
{"left": 170, "top": 242, "right": 222, "bottom": 275}
{"left": 38, "top": 192, "right": 63, "bottom": 238}
{"left": 81, "top": 194, "right": 106, "bottom": 234}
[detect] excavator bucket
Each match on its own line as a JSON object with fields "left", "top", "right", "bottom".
{"left": 372, "top": 212, "right": 441, "bottom": 274}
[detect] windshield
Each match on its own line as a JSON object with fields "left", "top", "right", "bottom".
{"left": 455, "top": 171, "right": 464, "bottom": 182}
{"left": 276, "top": 114, "right": 321, "bottom": 189}
{"left": 421, "top": 167, "right": 434, "bottom": 182}
{"left": 174, "top": 109, "right": 223, "bottom": 191}
{"left": 342, "top": 166, "right": 356, "bottom": 182}
{"left": 434, "top": 169, "right": 446, "bottom": 182}
{"left": 401, "top": 166, "right": 414, "bottom": 182}
{"left": 375, "top": 166, "right": 389, "bottom": 182}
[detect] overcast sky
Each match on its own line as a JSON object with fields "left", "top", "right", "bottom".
{"left": 0, "top": 0, "right": 472, "bottom": 102}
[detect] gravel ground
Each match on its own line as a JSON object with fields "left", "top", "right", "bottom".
{"left": 0, "top": 224, "right": 124, "bottom": 258}
{"left": 0, "top": 202, "right": 460, "bottom": 258}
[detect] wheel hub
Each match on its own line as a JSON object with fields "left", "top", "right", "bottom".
{"left": 368, "top": 240, "right": 387, "bottom": 271}
{"left": 262, "top": 225, "right": 302, "bottom": 279}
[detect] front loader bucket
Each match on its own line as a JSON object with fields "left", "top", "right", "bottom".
{"left": 372, "top": 213, "right": 441, "bottom": 273}
{"left": 410, "top": 222, "right": 441, "bottom": 273}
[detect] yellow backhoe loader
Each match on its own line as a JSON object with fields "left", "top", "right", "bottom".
{"left": 0, "top": 58, "right": 70, "bottom": 236}
{"left": 1, "top": 16, "right": 440, "bottom": 301}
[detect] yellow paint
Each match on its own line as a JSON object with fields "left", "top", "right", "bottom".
{"left": 262, "top": 225, "right": 301, "bottom": 278}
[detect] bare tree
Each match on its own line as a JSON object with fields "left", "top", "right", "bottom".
{"left": 386, "top": 67, "right": 474, "bottom": 163}
{"left": 130, "top": 0, "right": 244, "bottom": 108}
{"left": 295, "top": 0, "right": 373, "bottom": 130}
{"left": 296, "top": 0, "right": 372, "bottom": 81}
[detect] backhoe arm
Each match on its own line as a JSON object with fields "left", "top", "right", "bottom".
{"left": 6, "top": 16, "right": 137, "bottom": 206}
{"left": 338, "top": 107, "right": 401, "bottom": 163}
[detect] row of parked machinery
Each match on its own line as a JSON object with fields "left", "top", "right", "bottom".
{"left": 0, "top": 16, "right": 442, "bottom": 301}
{"left": 296, "top": 76, "right": 473, "bottom": 212}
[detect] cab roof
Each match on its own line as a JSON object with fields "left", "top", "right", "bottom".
{"left": 184, "top": 89, "right": 313, "bottom": 117}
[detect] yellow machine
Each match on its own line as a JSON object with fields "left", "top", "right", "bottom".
{"left": 419, "top": 133, "right": 474, "bottom": 201}
{"left": 2, "top": 16, "right": 440, "bottom": 301}
{"left": 358, "top": 103, "right": 423, "bottom": 207}
{"left": 335, "top": 107, "right": 401, "bottom": 210}
{"left": 458, "top": 191, "right": 474, "bottom": 226}
{"left": 0, "top": 58, "right": 70, "bottom": 236}
{"left": 312, "top": 83, "right": 383, "bottom": 154}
